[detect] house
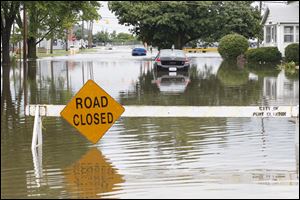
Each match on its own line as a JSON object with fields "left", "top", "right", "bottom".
{"left": 261, "top": 1, "right": 299, "bottom": 57}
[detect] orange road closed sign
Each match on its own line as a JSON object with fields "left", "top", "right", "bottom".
{"left": 60, "top": 80, "right": 125, "bottom": 144}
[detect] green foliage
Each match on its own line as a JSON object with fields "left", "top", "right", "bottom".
{"left": 18, "top": 2, "right": 101, "bottom": 43}
{"left": 93, "top": 31, "right": 137, "bottom": 44}
{"left": 245, "top": 47, "right": 282, "bottom": 63}
{"left": 73, "top": 25, "right": 89, "bottom": 40}
{"left": 94, "top": 31, "right": 111, "bottom": 43}
{"left": 108, "top": 1, "right": 261, "bottom": 49}
{"left": 218, "top": 34, "right": 249, "bottom": 60}
{"left": 277, "top": 61, "right": 299, "bottom": 79}
{"left": 284, "top": 43, "right": 299, "bottom": 63}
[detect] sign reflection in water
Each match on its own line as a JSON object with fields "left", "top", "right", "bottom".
{"left": 64, "top": 147, "right": 124, "bottom": 199}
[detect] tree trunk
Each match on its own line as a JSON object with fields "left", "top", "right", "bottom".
{"left": 175, "top": 35, "right": 183, "bottom": 49}
{"left": 27, "top": 37, "right": 37, "bottom": 59}
{"left": 1, "top": 27, "right": 12, "bottom": 66}
{"left": 65, "top": 29, "right": 68, "bottom": 51}
{"left": 50, "top": 38, "right": 53, "bottom": 54}
{"left": 88, "top": 20, "right": 93, "bottom": 48}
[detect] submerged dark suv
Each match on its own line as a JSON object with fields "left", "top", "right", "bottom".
{"left": 154, "top": 49, "right": 190, "bottom": 71}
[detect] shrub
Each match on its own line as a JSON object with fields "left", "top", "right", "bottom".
{"left": 277, "top": 61, "right": 299, "bottom": 79}
{"left": 285, "top": 43, "right": 299, "bottom": 63}
{"left": 218, "top": 34, "right": 249, "bottom": 60}
{"left": 245, "top": 47, "right": 282, "bottom": 63}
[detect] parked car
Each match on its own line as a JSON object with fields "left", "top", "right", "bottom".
{"left": 132, "top": 47, "right": 147, "bottom": 56}
{"left": 154, "top": 49, "right": 190, "bottom": 71}
{"left": 68, "top": 45, "right": 79, "bottom": 53}
{"left": 105, "top": 44, "right": 113, "bottom": 50}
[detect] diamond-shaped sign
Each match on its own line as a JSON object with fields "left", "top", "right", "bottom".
{"left": 60, "top": 80, "right": 125, "bottom": 144}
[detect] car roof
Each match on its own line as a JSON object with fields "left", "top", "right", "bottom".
{"left": 133, "top": 47, "right": 146, "bottom": 49}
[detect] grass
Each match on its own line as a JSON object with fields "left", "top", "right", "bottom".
{"left": 38, "top": 48, "right": 98, "bottom": 58}
{"left": 14, "top": 48, "right": 98, "bottom": 59}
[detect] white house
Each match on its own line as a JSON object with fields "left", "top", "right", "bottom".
{"left": 261, "top": 1, "right": 299, "bottom": 57}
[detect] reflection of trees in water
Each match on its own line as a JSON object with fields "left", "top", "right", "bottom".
{"left": 119, "top": 61, "right": 261, "bottom": 106}
{"left": 217, "top": 60, "right": 249, "bottom": 87}
{"left": 39, "top": 60, "right": 74, "bottom": 105}
{"left": 1, "top": 62, "right": 32, "bottom": 199}
{"left": 1, "top": 60, "right": 80, "bottom": 198}
{"left": 246, "top": 63, "right": 281, "bottom": 78}
{"left": 1, "top": 62, "right": 27, "bottom": 136}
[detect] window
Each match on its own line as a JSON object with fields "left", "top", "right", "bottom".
{"left": 266, "top": 26, "right": 271, "bottom": 43}
{"left": 296, "top": 26, "right": 299, "bottom": 42}
{"left": 284, "top": 26, "right": 294, "bottom": 42}
{"left": 272, "top": 26, "right": 277, "bottom": 43}
{"left": 265, "top": 25, "right": 276, "bottom": 43}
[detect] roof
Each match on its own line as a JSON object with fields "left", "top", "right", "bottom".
{"left": 261, "top": 3, "right": 299, "bottom": 24}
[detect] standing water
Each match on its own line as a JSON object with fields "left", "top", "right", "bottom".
{"left": 1, "top": 47, "right": 299, "bottom": 198}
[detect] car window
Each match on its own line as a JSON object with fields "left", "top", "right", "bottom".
{"left": 160, "top": 50, "right": 185, "bottom": 57}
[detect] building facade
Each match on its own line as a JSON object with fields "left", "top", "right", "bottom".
{"left": 261, "top": 1, "right": 299, "bottom": 56}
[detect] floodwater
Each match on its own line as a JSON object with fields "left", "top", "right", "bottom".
{"left": 1, "top": 46, "right": 299, "bottom": 199}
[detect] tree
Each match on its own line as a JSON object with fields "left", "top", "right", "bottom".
{"left": 94, "top": 30, "right": 111, "bottom": 44}
{"left": 74, "top": 25, "right": 88, "bottom": 40}
{"left": 1, "top": 1, "right": 21, "bottom": 66}
{"left": 15, "top": 1, "right": 101, "bottom": 58}
{"left": 108, "top": 1, "right": 261, "bottom": 49}
{"left": 114, "top": 32, "right": 136, "bottom": 43}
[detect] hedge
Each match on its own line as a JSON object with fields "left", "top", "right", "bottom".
{"left": 245, "top": 47, "right": 282, "bottom": 63}
{"left": 285, "top": 43, "right": 299, "bottom": 63}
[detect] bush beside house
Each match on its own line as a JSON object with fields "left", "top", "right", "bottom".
{"left": 285, "top": 43, "right": 299, "bottom": 63}
{"left": 218, "top": 34, "right": 249, "bottom": 60}
{"left": 245, "top": 47, "right": 282, "bottom": 63}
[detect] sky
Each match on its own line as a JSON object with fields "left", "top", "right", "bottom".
{"left": 93, "top": 1, "right": 132, "bottom": 34}
{"left": 92, "top": 1, "right": 288, "bottom": 35}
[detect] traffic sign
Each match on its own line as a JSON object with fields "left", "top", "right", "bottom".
{"left": 60, "top": 80, "right": 125, "bottom": 144}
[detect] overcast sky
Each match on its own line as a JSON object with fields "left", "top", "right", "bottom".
{"left": 93, "top": 1, "right": 288, "bottom": 35}
{"left": 93, "top": 1, "right": 132, "bottom": 34}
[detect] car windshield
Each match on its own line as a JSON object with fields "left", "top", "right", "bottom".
{"left": 160, "top": 49, "right": 185, "bottom": 57}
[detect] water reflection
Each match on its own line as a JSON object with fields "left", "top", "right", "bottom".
{"left": 31, "top": 146, "right": 43, "bottom": 188}
{"left": 263, "top": 70, "right": 299, "bottom": 101}
{"left": 1, "top": 52, "right": 299, "bottom": 198}
{"left": 120, "top": 61, "right": 262, "bottom": 106}
{"left": 217, "top": 60, "right": 249, "bottom": 87}
{"left": 152, "top": 70, "right": 190, "bottom": 94}
{"left": 247, "top": 64, "right": 299, "bottom": 105}
{"left": 64, "top": 147, "right": 124, "bottom": 199}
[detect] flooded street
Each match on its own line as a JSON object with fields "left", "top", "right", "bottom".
{"left": 1, "top": 46, "right": 299, "bottom": 198}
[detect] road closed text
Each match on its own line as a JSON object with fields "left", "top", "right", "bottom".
{"left": 73, "top": 96, "right": 113, "bottom": 126}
